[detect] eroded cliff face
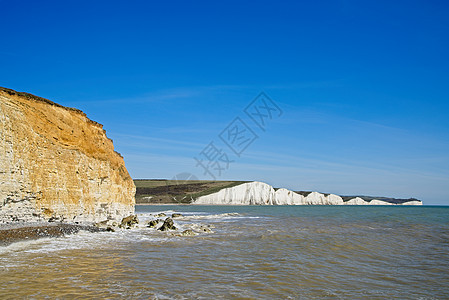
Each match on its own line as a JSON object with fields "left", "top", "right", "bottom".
{"left": 0, "top": 88, "right": 135, "bottom": 224}
{"left": 194, "top": 181, "right": 423, "bottom": 205}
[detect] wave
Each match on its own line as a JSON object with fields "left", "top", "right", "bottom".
{"left": 178, "top": 212, "right": 242, "bottom": 220}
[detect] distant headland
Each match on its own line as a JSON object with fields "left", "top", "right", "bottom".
{"left": 135, "top": 180, "right": 422, "bottom": 205}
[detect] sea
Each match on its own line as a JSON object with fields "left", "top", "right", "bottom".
{"left": 1, "top": 205, "right": 448, "bottom": 299}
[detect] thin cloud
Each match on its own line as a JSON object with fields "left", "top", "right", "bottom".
{"left": 265, "top": 80, "right": 345, "bottom": 90}
{"left": 113, "top": 133, "right": 205, "bottom": 148}
{"left": 65, "top": 84, "right": 252, "bottom": 106}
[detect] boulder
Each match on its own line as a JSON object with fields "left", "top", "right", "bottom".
{"left": 95, "top": 219, "right": 119, "bottom": 231}
{"left": 94, "top": 220, "right": 109, "bottom": 229}
{"left": 147, "top": 219, "right": 160, "bottom": 228}
{"left": 158, "top": 217, "right": 176, "bottom": 231}
{"left": 120, "top": 214, "right": 139, "bottom": 229}
{"left": 48, "top": 216, "right": 59, "bottom": 223}
{"left": 180, "top": 229, "right": 196, "bottom": 236}
{"left": 199, "top": 225, "right": 213, "bottom": 233}
{"left": 172, "top": 213, "right": 183, "bottom": 218}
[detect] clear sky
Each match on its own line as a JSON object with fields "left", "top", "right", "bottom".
{"left": 1, "top": 1, "right": 448, "bottom": 204}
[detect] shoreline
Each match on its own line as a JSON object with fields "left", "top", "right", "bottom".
{"left": 135, "top": 203, "right": 191, "bottom": 206}
{"left": 135, "top": 203, "right": 431, "bottom": 206}
{"left": 0, "top": 223, "right": 104, "bottom": 247}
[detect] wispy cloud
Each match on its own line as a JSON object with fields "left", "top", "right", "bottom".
{"left": 242, "top": 147, "right": 448, "bottom": 180}
{"left": 66, "top": 84, "right": 252, "bottom": 106}
{"left": 113, "top": 133, "right": 204, "bottom": 147}
{"left": 265, "top": 80, "right": 345, "bottom": 90}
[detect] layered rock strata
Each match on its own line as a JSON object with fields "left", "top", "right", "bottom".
{"left": 0, "top": 87, "right": 135, "bottom": 223}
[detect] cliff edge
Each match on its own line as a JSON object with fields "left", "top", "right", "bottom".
{"left": 194, "top": 181, "right": 422, "bottom": 205}
{"left": 0, "top": 87, "right": 135, "bottom": 224}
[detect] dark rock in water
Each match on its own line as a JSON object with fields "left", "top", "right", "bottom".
{"left": 172, "top": 213, "right": 183, "bottom": 218}
{"left": 155, "top": 213, "right": 166, "bottom": 218}
{"left": 147, "top": 220, "right": 160, "bottom": 228}
{"left": 120, "top": 215, "right": 139, "bottom": 229}
{"left": 181, "top": 229, "right": 196, "bottom": 236}
{"left": 158, "top": 217, "right": 176, "bottom": 231}
{"left": 106, "top": 226, "right": 115, "bottom": 232}
{"left": 200, "top": 225, "right": 213, "bottom": 233}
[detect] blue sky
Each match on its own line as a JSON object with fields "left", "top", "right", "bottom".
{"left": 1, "top": 1, "right": 448, "bottom": 204}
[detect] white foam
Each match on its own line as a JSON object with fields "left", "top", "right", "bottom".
{"left": 0, "top": 237, "right": 53, "bottom": 255}
{"left": 179, "top": 213, "right": 242, "bottom": 220}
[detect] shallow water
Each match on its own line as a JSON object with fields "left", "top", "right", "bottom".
{"left": 1, "top": 205, "right": 448, "bottom": 299}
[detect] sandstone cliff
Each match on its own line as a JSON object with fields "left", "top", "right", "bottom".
{"left": 193, "top": 181, "right": 423, "bottom": 205}
{"left": 0, "top": 87, "right": 135, "bottom": 224}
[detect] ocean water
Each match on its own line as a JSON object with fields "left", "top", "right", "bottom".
{"left": 1, "top": 205, "right": 448, "bottom": 299}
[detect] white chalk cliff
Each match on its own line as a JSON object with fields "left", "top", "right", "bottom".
{"left": 194, "top": 182, "right": 422, "bottom": 205}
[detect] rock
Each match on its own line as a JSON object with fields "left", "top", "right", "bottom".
{"left": 171, "top": 213, "right": 183, "bottom": 218}
{"left": 120, "top": 215, "right": 139, "bottom": 229}
{"left": 147, "top": 219, "right": 160, "bottom": 228}
{"left": 180, "top": 229, "right": 196, "bottom": 236}
{"left": 94, "top": 220, "right": 109, "bottom": 229}
{"left": 200, "top": 225, "right": 213, "bottom": 233}
{"left": 0, "top": 87, "right": 136, "bottom": 224}
{"left": 155, "top": 213, "right": 166, "bottom": 218}
{"left": 158, "top": 217, "right": 176, "bottom": 231}
{"left": 95, "top": 219, "right": 118, "bottom": 230}
{"left": 48, "top": 216, "right": 58, "bottom": 223}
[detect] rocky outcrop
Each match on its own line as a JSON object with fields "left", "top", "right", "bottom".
{"left": 158, "top": 217, "right": 177, "bottom": 231}
{"left": 146, "top": 219, "right": 161, "bottom": 228}
{"left": 120, "top": 215, "right": 139, "bottom": 229}
{"left": 194, "top": 181, "right": 423, "bottom": 205}
{"left": 0, "top": 87, "right": 135, "bottom": 224}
